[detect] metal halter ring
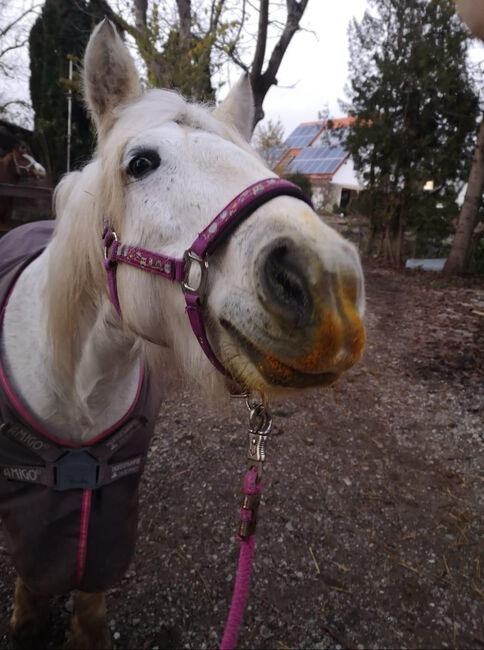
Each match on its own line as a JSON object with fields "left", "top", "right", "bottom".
{"left": 182, "top": 249, "right": 208, "bottom": 295}
{"left": 248, "top": 402, "right": 272, "bottom": 436}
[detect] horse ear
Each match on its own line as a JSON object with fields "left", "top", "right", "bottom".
{"left": 213, "top": 74, "right": 255, "bottom": 142}
{"left": 83, "top": 19, "right": 142, "bottom": 137}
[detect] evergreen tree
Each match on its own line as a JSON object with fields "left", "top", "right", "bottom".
{"left": 344, "top": 0, "right": 479, "bottom": 264}
{"left": 29, "top": 0, "right": 111, "bottom": 181}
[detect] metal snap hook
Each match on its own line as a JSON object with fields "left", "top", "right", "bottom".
{"left": 248, "top": 403, "right": 272, "bottom": 436}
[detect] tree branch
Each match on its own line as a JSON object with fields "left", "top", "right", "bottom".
{"left": 209, "top": 0, "right": 227, "bottom": 34}
{"left": 0, "top": 4, "right": 40, "bottom": 39}
{"left": 261, "top": 0, "right": 309, "bottom": 92}
{"left": 176, "top": 0, "right": 192, "bottom": 41}
{"left": 133, "top": 0, "right": 147, "bottom": 31}
{"left": 249, "top": 0, "right": 310, "bottom": 126}
{"left": 0, "top": 98, "right": 31, "bottom": 112}
{"left": 0, "top": 37, "right": 29, "bottom": 59}
{"left": 251, "top": 0, "right": 269, "bottom": 78}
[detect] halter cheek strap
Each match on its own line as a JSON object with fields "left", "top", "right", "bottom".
{"left": 102, "top": 177, "right": 313, "bottom": 376}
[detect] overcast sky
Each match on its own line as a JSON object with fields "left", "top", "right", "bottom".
{"left": 220, "top": 0, "right": 483, "bottom": 139}
{"left": 245, "top": 0, "right": 370, "bottom": 137}
{"left": 3, "top": 0, "right": 483, "bottom": 140}
{"left": 3, "top": 0, "right": 370, "bottom": 135}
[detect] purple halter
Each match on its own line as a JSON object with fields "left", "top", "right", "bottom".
{"left": 102, "top": 177, "right": 313, "bottom": 376}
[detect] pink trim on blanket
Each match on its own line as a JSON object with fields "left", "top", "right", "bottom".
{"left": 76, "top": 489, "right": 92, "bottom": 584}
{"left": 0, "top": 271, "right": 144, "bottom": 449}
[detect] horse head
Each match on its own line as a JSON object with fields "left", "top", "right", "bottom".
{"left": 50, "top": 19, "right": 365, "bottom": 396}
{"left": 11, "top": 142, "right": 46, "bottom": 180}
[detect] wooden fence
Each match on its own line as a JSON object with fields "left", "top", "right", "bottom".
{"left": 0, "top": 183, "right": 53, "bottom": 234}
{"left": 0, "top": 183, "right": 52, "bottom": 200}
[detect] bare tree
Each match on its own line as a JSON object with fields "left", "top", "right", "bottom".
{"left": 444, "top": 0, "right": 484, "bottom": 274}
{"left": 248, "top": 0, "right": 310, "bottom": 127}
{"left": 108, "top": 0, "right": 245, "bottom": 101}
{"left": 0, "top": 0, "right": 39, "bottom": 123}
{"left": 254, "top": 117, "right": 285, "bottom": 167}
{"left": 107, "top": 1, "right": 310, "bottom": 128}
{"left": 220, "top": 0, "right": 310, "bottom": 127}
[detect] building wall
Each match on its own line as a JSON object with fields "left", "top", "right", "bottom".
{"left": 309, "top": 178, "right": 341, "bottom": 211}
{"left": 308, "top": 158, "right": 362, "bottom": 210}
{"left": 330, "top": 157, "right": 362, "bottom": 191}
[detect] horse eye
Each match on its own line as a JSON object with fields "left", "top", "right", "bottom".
{"left": 127, "top": 151, "right": 160, "bottom": 178}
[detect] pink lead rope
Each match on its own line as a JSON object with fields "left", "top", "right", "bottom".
{"left": 102, "top": 181, "right": 291, "bottom": 647}
{"left": 220, "top": 398, "right": 272, "bottom": 650}
{"left": 220, "top": 467, "right": 262, "bottom": 650}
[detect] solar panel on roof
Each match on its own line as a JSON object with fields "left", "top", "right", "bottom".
{"left": 287, "top": 145, "right": 347, "bottom": 175}
{"left": 285, "top": 124, "right": 322, "bottom": 148}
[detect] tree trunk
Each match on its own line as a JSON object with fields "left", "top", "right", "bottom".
{"left": 133, "top": 0, "right": 147, "bottom": 32}
{"left": 176, "top": 0, "right": 192, "bottom": 42}
{"left": 365, "top": 223, "right": 378, "bottom": 255}
{"left": 250, "top": 0, "right": 309, "bottom": 129}
{"left": 383, "top": 207, "right": 405, "bottom": 266}
{"left": 444, "top": 117, "right": 484, "bottom": 275}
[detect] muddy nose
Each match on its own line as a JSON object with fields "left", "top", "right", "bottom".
{"left": 259, "top": 239, "right": 313, "bottom": 328}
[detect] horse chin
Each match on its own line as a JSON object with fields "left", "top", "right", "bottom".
{"left": 220, "top": 320, "right": 341, "bottom": 390}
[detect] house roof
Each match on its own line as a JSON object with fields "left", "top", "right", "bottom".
{"left": 266, "top": 116, "right": 355, "bottom": 174}
{"left": 299, "top": 116, "right": 356, "bottom": 129}
{"left": 287, "top": 145, "right": 348, "bottom": 175}
{"left": 285, "top": 123, "right": 324, "bottom": 149}
{"left": 283, "top": 116, "right": 356, "bottom": 150}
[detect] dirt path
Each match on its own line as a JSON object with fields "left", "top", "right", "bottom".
{"left": 0, "top": 263, "right": 482, "bottom": 649}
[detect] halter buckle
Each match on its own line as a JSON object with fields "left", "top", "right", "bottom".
{"left": 182, "top": 249, "right": 208, "bottom": 295}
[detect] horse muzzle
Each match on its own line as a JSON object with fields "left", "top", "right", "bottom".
{"left": 222, "top": 236, "right": 365, "bottom": 388}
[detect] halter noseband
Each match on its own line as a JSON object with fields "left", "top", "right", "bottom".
{"left": 102, "top": 177, "right": 313, "bottom": 376}
{"left": 13, "top": 151, "right": 35, "bottom": 175}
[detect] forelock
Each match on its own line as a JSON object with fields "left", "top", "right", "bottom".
{"left": 102, "top": 88, "right": 254, "bottom": 158}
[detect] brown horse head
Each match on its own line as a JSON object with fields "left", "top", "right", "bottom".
{"left": 0, "top": 140, "right": 47, "bottom": 224}
{"left": 0, "top": 137, "right": 46, "bottom": 185}
{"left": 10, "top": 142, "right": 47, "bottom": 180}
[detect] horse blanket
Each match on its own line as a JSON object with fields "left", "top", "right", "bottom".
{"left": 0, "top": 222, "right": 162, "bottom": 595}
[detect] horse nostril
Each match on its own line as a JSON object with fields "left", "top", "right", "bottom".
{"left": 261, "top": 242, "right": 313, "bottom": 327}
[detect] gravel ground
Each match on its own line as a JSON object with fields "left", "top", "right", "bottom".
{"left": 0, "top": 261, "right": 483, "bottom": 650}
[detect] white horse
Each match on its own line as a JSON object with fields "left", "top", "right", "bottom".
{"left": 0, "top": 20, "right": 365, "bottom": 649}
